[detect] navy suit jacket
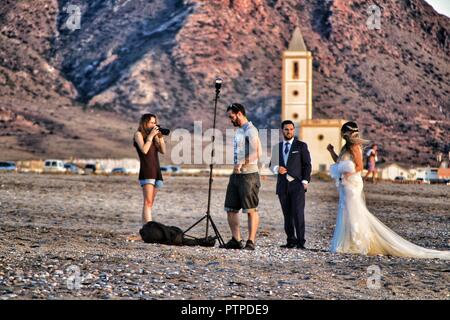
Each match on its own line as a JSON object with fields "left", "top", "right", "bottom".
{"left": 270, "top": 139, "right": 312, "bottom": 195}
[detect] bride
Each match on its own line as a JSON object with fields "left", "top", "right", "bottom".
{"left": 326, "top": 121, "right": 449, "bottom": 260}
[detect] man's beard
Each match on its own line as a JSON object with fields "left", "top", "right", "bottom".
{"left": 284, "top": 134, "right": 293, "bottom": 140}
{"left": 231, "top": 120, "right": 240, "bottom": 127}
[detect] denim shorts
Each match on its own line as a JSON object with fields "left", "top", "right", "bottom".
{"left": 139, "top": 179, "right": 164, "bottom": 189}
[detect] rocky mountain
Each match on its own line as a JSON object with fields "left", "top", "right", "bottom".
{"left": 0, "top": 0, "right": 449, "bottom": 164}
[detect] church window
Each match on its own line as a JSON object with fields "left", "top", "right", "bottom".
{"left": 293, "top": 61, "right": 299, "bottom": 79}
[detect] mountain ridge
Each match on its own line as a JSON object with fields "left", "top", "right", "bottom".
{"left": 0, "top": 0, "right": 448, "bottom": 165}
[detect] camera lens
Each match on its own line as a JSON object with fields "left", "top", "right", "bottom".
{"left": 160, "top": 128, "right": 170, "bottom": 135}
{"left": 154, "top": 125, "right": 170, "bottom": 135}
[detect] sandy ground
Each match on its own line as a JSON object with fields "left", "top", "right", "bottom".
{"left": 0, "top": 173, "right": 449, "bottom": 300}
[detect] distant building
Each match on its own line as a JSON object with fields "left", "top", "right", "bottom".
{"left": 424, "top": 168, "right": 439, "bottom": 181}
{"left": 437, "top": 168, "right": 450, "bottom": 179}
{"left": 377, "top": 164, "right": 448, "bottom": 182}
{"left": 409, "top": 167, "right": 427, "bottom": 181}
{"left": 300, "top": 119, "right": 347, "bottom": 173}
{"left": 282, "top": 27, "right": 346, "bottom": 173}
{"left": 377, "top": 163, "right": 411, "bottom": 180}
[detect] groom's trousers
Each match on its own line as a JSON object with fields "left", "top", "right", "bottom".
{"left": 278, "top": 186, "right": 306, "bottom": 247}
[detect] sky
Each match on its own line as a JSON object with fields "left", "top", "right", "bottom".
{"left": 425, "top": 0, "right": 450, "bottom": 17}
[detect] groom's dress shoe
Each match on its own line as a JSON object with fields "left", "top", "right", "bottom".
{"left": 280, "top": 243, "right": 296, "bottom": 249}
{"left": 297, "top": 244, "right": 306, "bottom": 250}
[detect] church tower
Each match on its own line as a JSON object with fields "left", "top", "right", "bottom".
{"left": 281, "top": 27, "right": 313, "bottom": 123}
{"left": 281, "top": 27, "right": 346, "bottom": 173}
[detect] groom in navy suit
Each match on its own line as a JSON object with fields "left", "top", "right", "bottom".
{"left": 270, "top": 120, "right": 312, "bottom": 249}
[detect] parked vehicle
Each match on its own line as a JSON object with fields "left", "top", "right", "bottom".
{"left": 44, "top": 160, "right": 66, "bottom": 173}
{"left": 170, "top": 166, "right": 181, "bottom": 173}
{"left": 84, "top": 163, "right": 96, "bottom": 174}
{"left": 161, "top": 166, "right": 173, "bottom": 173}
{"left": 0, "top": 161, "right": 17, "bottom": 172}
{"left": 111, "top": 167, "right": 128, "bottom": 175}
{"left": 64, "top": 163, "right": 82, "bottom": 174}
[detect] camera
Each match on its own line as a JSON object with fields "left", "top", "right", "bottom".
{"left": 146, "top": 125, "right": 170, "bottom": 136}
{"left": 156, "top": 125, "right": 170, "bottom": 136}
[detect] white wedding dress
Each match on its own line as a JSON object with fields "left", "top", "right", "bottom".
{"left": 329, "top": 154, "right": 450, "bottom": 260}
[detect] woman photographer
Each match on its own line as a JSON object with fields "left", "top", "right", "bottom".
{"left": 133, "top": 113, "right": 166, "bottom": 224}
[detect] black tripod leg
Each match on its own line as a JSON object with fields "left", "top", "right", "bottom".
{"left": 207, "top": 215, "right": 225, "bottom": 247}
{"left": 183, "top": 215, "right": 207, "bottom": 235}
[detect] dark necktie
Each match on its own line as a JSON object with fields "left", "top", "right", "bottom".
{"left": 284, "top": 142, "right": 290, "bottom": 165}
{"left": 284, "top": 142, "right": 290, "bottom": 155}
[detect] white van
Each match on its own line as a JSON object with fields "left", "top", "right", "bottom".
{"left": 43, "top": 159, "right": 66, "bottom": 173}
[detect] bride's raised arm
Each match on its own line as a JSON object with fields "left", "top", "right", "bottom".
{"left": 327, "top": 144, "right": 339, "bottom": 163}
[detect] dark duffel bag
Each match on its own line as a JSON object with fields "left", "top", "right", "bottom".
{"left": 139, "top": 221, "right": 216, "bottom": 247}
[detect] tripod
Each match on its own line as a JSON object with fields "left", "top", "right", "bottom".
{"left": 183, "top": 78, "right": 225, "bottom": 247}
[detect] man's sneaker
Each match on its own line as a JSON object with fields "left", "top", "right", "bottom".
{"left": 243, "top": 240, "right": 256, "bottom": 251}
{"left": 222, "top": 237, "right": 244, "bottom": 249}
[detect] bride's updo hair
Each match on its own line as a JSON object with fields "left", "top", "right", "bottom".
{"left": 341, "top": 121, "right": 359, "bottom": 135}
{"left": 339, "top": 121, "right": 369, "bottom": 159}
{"left": 341, "top": 121, "right": 368, "bottom": 146}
